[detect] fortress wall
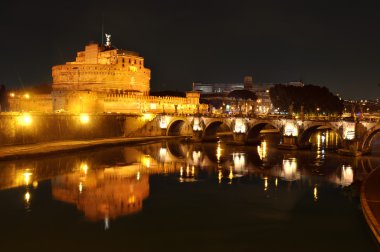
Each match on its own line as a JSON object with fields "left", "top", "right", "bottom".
{"left": 0, "top": 113, "right": 164, "bottom": 146}
{"left": 9, "top": 95, "right": 53, "bottom": 113}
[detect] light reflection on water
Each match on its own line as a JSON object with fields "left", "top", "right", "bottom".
{"left": 1, "top": 137, "right": 375, "bottom": 221}
{"left": 0, "top": 135, "right": 379, "bottom": 251}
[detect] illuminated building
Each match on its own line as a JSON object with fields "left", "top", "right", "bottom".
{"left": 194, "top": 76, "right": 273, "bottom": 115}
{"left": 8, "top": 34, "right": 207, "bottom": 114}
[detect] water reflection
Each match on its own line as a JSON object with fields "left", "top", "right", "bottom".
{"left": 0, "top": 138, "right": 377, "bottom": 224}
{"left": 310, "top": 130, "right": 340, "bottom": 150}
{"left": 334, "top": 165, "right": 354, "bottom": 187}
{"left": 232, "top": 153, "right": 246, "bottom": 174}
{"left": 314, "top": 185, "right": 318, "bottom": 202}
{"left": 281, "top": 157, "right": 300, "bottom": 181}
{"left": 257, "top": 140, "right": 268, "bottom": 161}
{"left": 52, "top": 165, "right": 149, "bottom": 222}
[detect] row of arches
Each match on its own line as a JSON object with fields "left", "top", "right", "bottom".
{"left": 165, "top": 119, "right": 366, "bottom": 149}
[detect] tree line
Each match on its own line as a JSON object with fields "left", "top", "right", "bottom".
{"left": 269, "top": 84, "right": 344, "bottom": 115}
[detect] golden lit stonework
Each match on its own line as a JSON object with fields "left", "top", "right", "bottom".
{"left": 52, "top": 42, "right": 150, "bottom": 95}
{"left": 8, "top": 35, "right": 206, "bottom": 114}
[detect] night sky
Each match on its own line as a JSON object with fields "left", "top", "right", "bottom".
{"left": 1, "top": 0, "right": 379, "bottom": 99}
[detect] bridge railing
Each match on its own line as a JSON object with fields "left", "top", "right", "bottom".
{"left": 152, "top": 112, "right": 380, "bottom": 122}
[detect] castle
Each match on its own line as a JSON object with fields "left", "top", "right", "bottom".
{"left": 9, "top": 35, "right": 207, "bottom": 114}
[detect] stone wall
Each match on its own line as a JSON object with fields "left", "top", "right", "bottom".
{"left": 0, "top": 113, "right": 165, "bottom": 146}
{"left": 9, "top": 95, "right": 52, "bottom": 113}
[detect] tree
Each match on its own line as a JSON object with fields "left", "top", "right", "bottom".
{"left": 269, "top": 84, "right": 343, "bottom": 115}
{"left": 228, "top": 89, "right": 257, "bottom": 114}
{"left": 227, "top": 89, "right": 257, "bottom": 100}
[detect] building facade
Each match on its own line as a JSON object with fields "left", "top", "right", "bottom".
{"left": 9, "top": 36, "right": 206, "bottom": 114}
{"left": 194, "top": 78, "right": 305, "bottom": 115}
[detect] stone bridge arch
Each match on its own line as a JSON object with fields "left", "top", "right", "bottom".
{"left": 166, "top": 117, "right": 192, "bottom": 136}
{"left": 202, "top": 118, "right": 233, "bottom": 141}
{"left": 298, "top": 121, "right": 343, "bottom": 148}
{"left": 246, "top": 120, "right": 282, "bottom": 143}
{"left": 361, "top": 125, "right": 380, "bottom": 154}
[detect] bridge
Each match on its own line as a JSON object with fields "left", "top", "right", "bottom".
{"left": 142, "top": 114, "right": 380, "bottom": 156}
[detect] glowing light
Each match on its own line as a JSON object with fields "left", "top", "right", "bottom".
{"left": 137, "top": 171, "right": 140, "bottom": 181}
{"left": 343, "top": 122, "right": 355, "bottom": 140}
{"left": 18, "top": 113, "right": 32, "bottom": 126}
{"left": 317, "top": 133, "right": 321, "bottom": 148}
{"left": 281, "top": 158, "right": 300, "bottom": 181}
{"left": 150, "top": 103, "right": 157, "bottom": 110}
{"left": 340, "top": 165, "right": 354, "bottom": 187}
{"left": 228, "top": 168, "right": 234, "bottom": 183}
{"left": 275, "top": 178, "right": 278, "bottom": 187}
{"left": 192, "top": 151, "right": 201, "bottom": 165}
{"left": 257, "top": 140, "right": 268, "bottom": 160}
{"left": 191, "top": 166, "right": 195, "bottom": 177}
{"left": 105, "top": 33, "right": 112, "bottom": 46}
{"left": 129, "top": 66, "right": 137, "bottom": 72}
{"left": 180, "top": 166, "right": 183, "bottom": 177}
{"left": 233, "top": 153, "right": 246, "bottom": 173}
{"left": 9, "top": 93, "right": 15, "bottom": 97}
{"left": 80, "top": 163, "right": 89, "bottom": 175}
{"left": 141, "top": 155, "right": 151, "bottom": 168}
{"left": 159, "top": 148, "right": 167, "bottom": 161}
{"left": 24, "top": 93, "right": 30, "bottom": 99}
{"left": 234, "top": 118, "right": 246, "bottom": 133}
{"left": 216, "top": 142, "right": 223, "bottom": 162}
{"left": 24, "top": 191, "right": 31, "bottom": 203}
{"left": 193, "top": 117, "right": 202, "bottom": 131}
{"left": 284, "top": 122, "right": 298, "bottom": 136}
{"left": 159, "top": 116, "right": 168, "bottom": 129}
{"left": 23, "top": 171, "right": 32, "bottom": 185}
{"left": 218, "top": 170, "right": 223, "bottom": 183}
{"left": 104, "top": 216, "right": 110, "bottom": 230}
{"left": 79, "top": 113, "right": 90, "bottom": 124}
{"left": 32, "top": 181, "right": 38, "bottom": 189}
{"left": 142, "top": 113, "right": 154, "bottom": 121}
{"left": 313, "top": 185, "right": 318, "bottom": 202}
{"left": 79, "top": 182, "right": 83, "bottom": 193}
{"left": 264, "top": 177, "right": 268, "bottom": 191}
{"left": 128, "top": 196, "right": 136, "bottom": 204}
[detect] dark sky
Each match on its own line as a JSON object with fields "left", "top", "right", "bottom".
{"left": 0, "top": 0, "right": 379, "bottom": 99}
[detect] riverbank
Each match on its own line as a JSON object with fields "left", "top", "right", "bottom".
{"left": 0, "top": 136, "right": 184, "bottom": 161}
{"left": 361, "top": 167, "right": 380, "bottom": 244}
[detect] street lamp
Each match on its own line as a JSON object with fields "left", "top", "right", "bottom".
{"left": 80, "top": 113, "right": 90, "bottom": 124}
{"left": 18, "top": 113, "right": 32, "bottom": 126}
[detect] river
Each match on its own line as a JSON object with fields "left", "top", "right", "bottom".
{"left": 0, "top": 130, "right": 379, "bottom": 251}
